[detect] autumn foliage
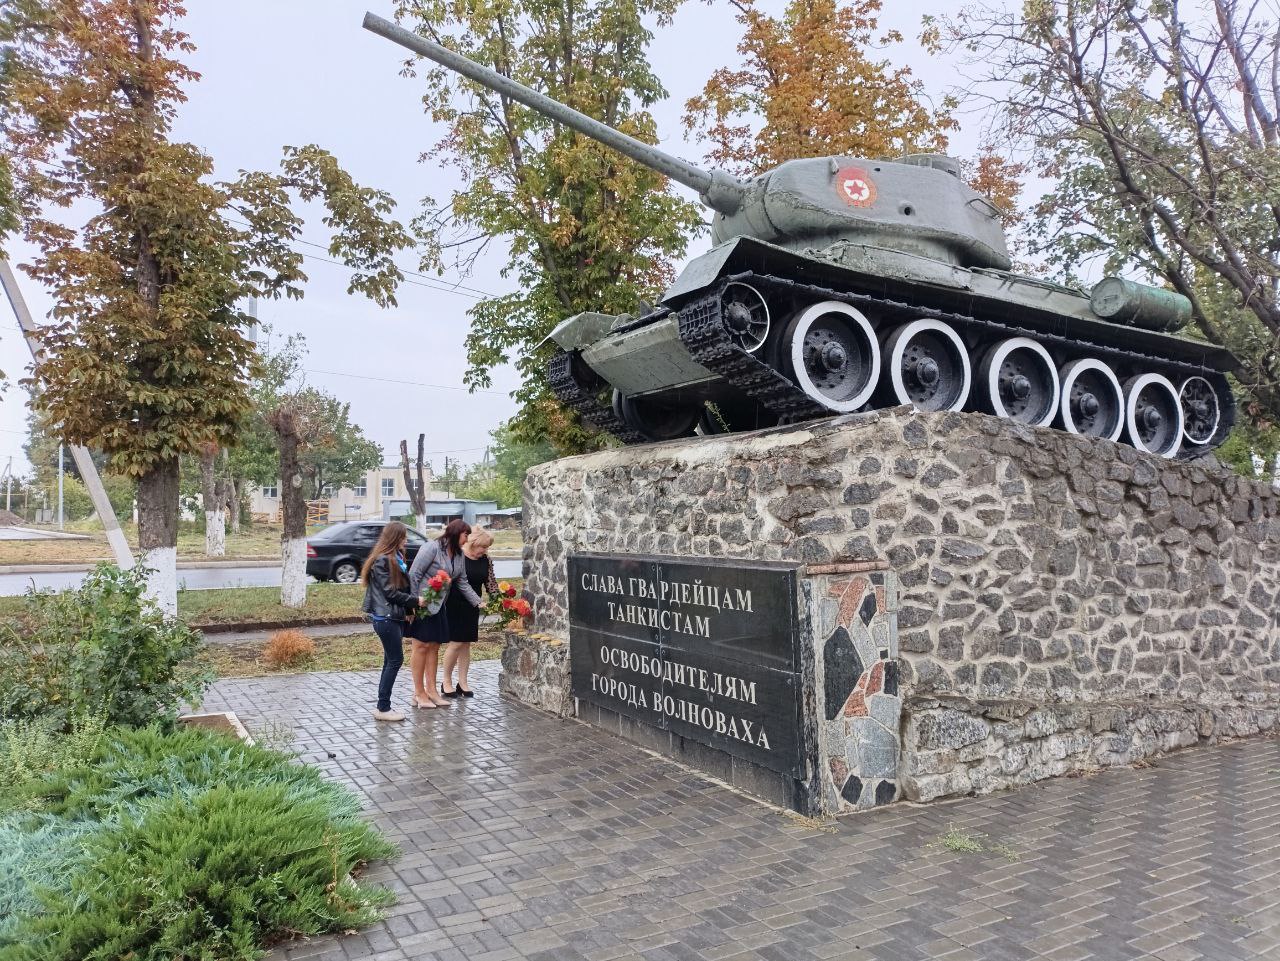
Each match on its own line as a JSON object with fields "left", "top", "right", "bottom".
{"left": 684, "top": 0, "right": 956, "bottom": 177}
{"left": 0, "top": 0, "right": 410, "bottom": 594}
{"left": 683, "top": 0, "right": 1024, "bottom": 225}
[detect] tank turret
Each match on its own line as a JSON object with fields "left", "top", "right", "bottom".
{"left": 365, "top": 12, "right": 1236, "bottom": 458}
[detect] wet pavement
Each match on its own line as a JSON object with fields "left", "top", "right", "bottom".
{"left": 204, "top": 663, "right": 1280, "bottom": 961}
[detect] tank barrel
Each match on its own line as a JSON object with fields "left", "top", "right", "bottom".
{"left": 362, "top": 13, "right": 745, "bottom": 213}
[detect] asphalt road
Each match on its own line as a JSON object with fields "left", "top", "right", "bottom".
{"left": 0, "top": 558, "right": 523, "bottom": 597}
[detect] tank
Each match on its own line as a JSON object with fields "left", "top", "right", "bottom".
{"left": 364, "top": 13, "right": 1236, "bottom": 459}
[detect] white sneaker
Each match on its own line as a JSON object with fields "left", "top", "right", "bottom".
{"left": 372, "top": 709, "right": 406, "bottom": 722}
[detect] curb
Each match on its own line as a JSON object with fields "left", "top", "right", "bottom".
{"left": 0, "top": 559, "right": 281, "bottom": 575}
{"left": 197, "top": 616, "right": 367, "bottom": 635}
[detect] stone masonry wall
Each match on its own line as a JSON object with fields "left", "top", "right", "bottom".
{"left": 521, "top": 408, "right": 1280, "bottom": 803}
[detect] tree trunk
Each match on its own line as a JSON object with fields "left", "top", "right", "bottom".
{"left": 271, "top": 407, "right": 307, "bottom": 609}
{"left": 227, "top": 478, "right": 242, "bottom": 535}
{"left": 401, "top": 434, "right": 428, "bottom": 531}
{"left": 199, "top": 447, "right": 226, "bottom": 557}
{"left": 137, "top": 457, "right": 179, "bottom": 615}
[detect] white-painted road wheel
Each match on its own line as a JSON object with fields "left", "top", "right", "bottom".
{"left": 1058, "top": 359, "right": 1124, "bottom": 441}
{"left": 784, "top": 301, "right": 881, "bottom": 412}
{"left": 1178, "top": 375, "right": 1221, "bottom": 447}
{"left": 882, "top": 319, "right": 971, "bottom": 412}
{"left": 720, "top": 281, "right": 771, "bottom": 353}
{"left": 1124, "top": 373, "right": 1183, "bottom": 458}
{"left": 976, "top": 337, "right": 1060, "bottom": 427}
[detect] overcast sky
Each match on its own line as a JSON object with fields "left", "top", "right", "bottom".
{"left": 0, "top": 0, "right": 987, "bottom": 478}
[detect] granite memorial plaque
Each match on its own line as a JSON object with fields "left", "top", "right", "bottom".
{"left": 568, "top": 553, "right": 804, "bottom": 778}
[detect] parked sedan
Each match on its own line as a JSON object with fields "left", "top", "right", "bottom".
{"left": 306, "top": 521, "right": 429, "bottom": 584}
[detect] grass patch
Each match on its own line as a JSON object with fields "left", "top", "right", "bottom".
{"left": 933, "top": 826, "right": 1022, "bottom": 861}
{"left": 0, "top": 578, "right": 524, "bottom": 631}
{"left": 0, "top": 523, "right": 525, "bottom": 565}
{"left": 177, "top": 582, "right": 366, "bottom": 627}
{"left": 0, "top": 524, "right": 289, "bottom": 566}
{"left": 937, "top": 827, "right": 986, "bottom": 854}
{"left": 205, "top": 630, "right": 505, "bottom": 679}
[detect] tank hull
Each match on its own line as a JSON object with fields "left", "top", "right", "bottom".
{"left": 549, "top": 237, "right": 1237, "bottom": 458}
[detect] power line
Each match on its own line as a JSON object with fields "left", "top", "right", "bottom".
{"left": 304, "top": 367, "right": 508, "bottom": 396}
{"left": 222, "top": 217, "right": 496, "bottom": 300}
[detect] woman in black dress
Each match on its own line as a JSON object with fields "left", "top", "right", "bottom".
{"left": 440, "top": 527, "right": 498, "bottom": 697}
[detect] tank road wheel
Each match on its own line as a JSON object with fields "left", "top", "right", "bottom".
{"left": 976, "top": 337, "right": 1060, "bottom": 427}
{"left": 1058, "top": 359, "right": 1124, "bottom": 441}
{"left": 1123, "top": 374, "right": 1184, "bottom": 458}
{"left": 780, "top": 302, "right": 880, "bottom": 413}
{"left": 613, "top": 390, "right": 700, "bottom": 442}
{"left": 883, "top": 319, "right": 971, "bottom": 412}
{"left": 721, "top": 282, "right": 771, "bottom": 353}
{"left": 1178, "top": 375, "right": 1222, "bottom": 448}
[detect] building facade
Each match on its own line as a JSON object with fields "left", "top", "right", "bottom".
{"left": 249, "top": 464, "right": 443, "bottom": 523}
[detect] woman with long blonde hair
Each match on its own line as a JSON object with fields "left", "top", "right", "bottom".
{"left": 440, "top": 527, "right": 498, "bottom": 697}
{"left": 360, "top": 521, "right": 425, "bottom": 722}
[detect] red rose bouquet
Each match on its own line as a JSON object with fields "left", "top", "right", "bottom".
{"left": 420, "top": 570, "right": 451, "bottom": 610}
{"left": 485, "top": 580, "right": 532, "bottom": 629}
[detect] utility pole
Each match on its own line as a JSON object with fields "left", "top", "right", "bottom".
{"left": 0, "top": 260, "right": 134, "bottom": 565}
{"left": 2, "top": 456, "right": 11, "bottom": 512}
{"left": 57, "top": 443, "right": 64, "bottom": 529}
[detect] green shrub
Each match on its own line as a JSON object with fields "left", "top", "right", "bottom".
{"left": 0, "top": 727, "right": 396, "bottom": 959}
{"left": 0, "top": 716, "right": 105, "bottom": 798}
{"left": 0, "top": 565, "right": 210, "bottom": 730}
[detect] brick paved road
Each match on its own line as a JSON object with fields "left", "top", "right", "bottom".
{"left": 205, "top": 664, "right": 1280, "bottom": 961}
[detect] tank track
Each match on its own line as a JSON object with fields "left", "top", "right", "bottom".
{"left": 676, "top": 296, "right": 827, "bottom": 422}
{"left": 547, "top": 348, "right": 649, "bottom": 445}
{"left": 557, "top": 272, "right": 1233, "bottom": 454}
{"left": 680, "top": 271, "right": 1228, "bottom": 450}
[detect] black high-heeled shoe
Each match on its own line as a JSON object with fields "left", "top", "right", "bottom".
{"left": 440, "top": 683, "right": 460, "bottom": 699}
{"left": 457, "top": 682, "right": 474, "bottom": 698}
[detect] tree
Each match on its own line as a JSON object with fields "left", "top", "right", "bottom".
{"left": 400, "top": 435, "right": 429, "bottom": 531}
{"left": 267, "top": 406, "right": 307, "bottom": 608}
{"left": 225, "top": 326, "right": 308, "bottom": 533}
{"left": 197, "top": 443, "right": 229, "bottom": 556}
{"left": 683, "top": 0, "right": 1024, "bottom": 226}
{"left": 293, "top": 389, "right": 381, "bottom": 500}
{"left": 683, "top": 0, "right": 957, "bottom": 177}
{"left": 1, "top": 0, "right": 411, "bottom": 611}
{"left": 944, "top": 0, "right": 1280, "bottom": 428}
{"left": 395, "top": 0, "right": 704, "bottom": 454}
{"left": 456, "top": 422, "right": 556, "bottom": 507}
{"left": 266, "top": 386, "right": 380, "bottom": 607}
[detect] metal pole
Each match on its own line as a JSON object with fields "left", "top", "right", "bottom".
{"left": 3, "top": 456, "right": 10, "bottom": 512}
{"left": 57, "top": 443, "right": 64, "bottom": 529}
{"left": 0, "top": 259, "right": 135, "bottom": 565}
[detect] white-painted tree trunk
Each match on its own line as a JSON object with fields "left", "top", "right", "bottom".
{"left": 281, "top": 536, "right": 307, "bottom": 609}
{"left": 205, "top": 509, "right": 226, "bottom": 556}
{"left": 141, "top": 545, "right": 177, "bottom": 615}
{"left": 416, "top": 512, "right": 427, "bottom": 533}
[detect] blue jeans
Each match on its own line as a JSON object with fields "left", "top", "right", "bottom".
{"left": 372, "top": 619, "right": 406, "bottom": 712}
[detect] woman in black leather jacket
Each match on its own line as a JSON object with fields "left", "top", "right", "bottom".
{"left": 360, "top": 521, "right": 424, "bottom": 721}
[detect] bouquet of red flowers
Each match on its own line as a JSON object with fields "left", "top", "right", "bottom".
{"left": 420, "top": 570, "right": 451, "bottom": 610}
{"left": 485, "top": 580, "right": 532, "bottom": 629}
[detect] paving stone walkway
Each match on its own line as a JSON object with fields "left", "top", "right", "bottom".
{"left": 205, "top": 663, "right": 1280, "bottom": 961}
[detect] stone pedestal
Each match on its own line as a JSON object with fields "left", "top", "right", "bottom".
{"left": 506, "top": 407, "right": 1280, "bottom": 811}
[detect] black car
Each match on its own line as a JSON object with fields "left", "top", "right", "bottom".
{"left": 306, "top": 521, "right": 429, "bottom": 584}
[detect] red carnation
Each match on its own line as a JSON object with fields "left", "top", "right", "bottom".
{"left": 515, "top": 599, "right": 532, "bottom": 617}
{"left": 504, "top": 585, "right": 517, "bottom": 597}
{"left": 501, "top": 598, "right": 514, "bottom": 610}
